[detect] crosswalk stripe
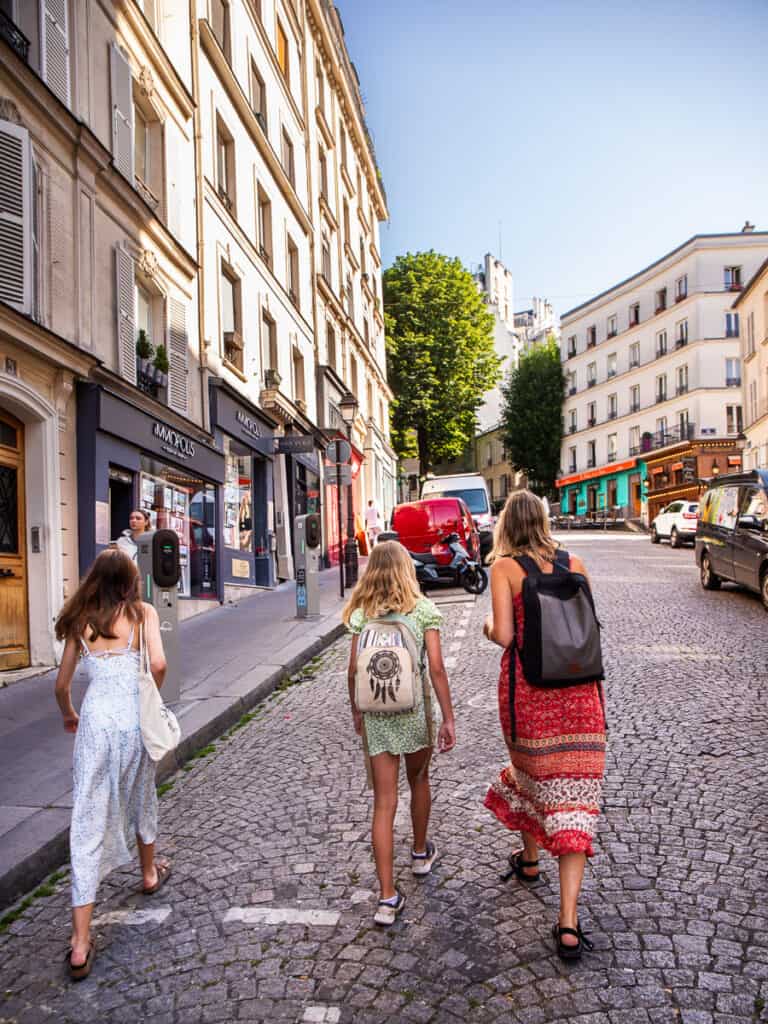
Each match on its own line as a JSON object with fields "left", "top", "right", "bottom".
{"left": 224, "top": 907, "right": 340, "bottom": 927}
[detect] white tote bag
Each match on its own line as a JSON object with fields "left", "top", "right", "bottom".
{"left": 138, "top": 624, "right": 181, "bottom": 762}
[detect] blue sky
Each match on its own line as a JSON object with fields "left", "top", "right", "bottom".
{"left": 340, "top": 0, "right": 768, "bottom": 316}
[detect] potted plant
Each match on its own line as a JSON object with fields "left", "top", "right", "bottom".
{"left": 152, "top": 343, "right": 170, "bottom": 388}
{"left": 136, "top": 330, "right": 154, "bottom": 378}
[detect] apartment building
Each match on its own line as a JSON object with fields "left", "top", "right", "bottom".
{"left": 558, "top": 230, "right": 768, "bottom": 523}
{"left": 514, "top": 296, "right": 558, "bottom": 354}
{"left": 734, "top": 254, "right": 768, "bottom": 470}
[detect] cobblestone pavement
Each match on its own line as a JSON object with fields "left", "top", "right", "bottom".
{"left": 1, "top": 535, "right": 767, "bottom": 1024}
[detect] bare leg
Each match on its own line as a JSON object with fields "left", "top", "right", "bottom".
{"left": 370, "top": 752, "right": 400, "bottom": 900}
{"left": 70, "top": 904, "right": 94, "bottom": 966}
{"left": 558, "top": 852, "right": 587, "bottom": 946}
{"left": 136, "top": 834, "right": 169, "bottom": 891}
{"left": 404, "top": 747, "right": 432, "bottom": 853}
{"left": 518, "top": 830, "right": 539, "bottom": 878}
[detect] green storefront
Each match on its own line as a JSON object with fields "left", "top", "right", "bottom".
{"left": 558, "top": 458, "right": 647, "bottom": 517}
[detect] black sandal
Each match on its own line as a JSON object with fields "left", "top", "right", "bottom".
{"left": 67, "top": 941, "right": 95, "bottom": 981}
{"left": 501, "top": 850, "right": 540, "bottom": 883}
{"left": 552, "top": 921, "right": 594, "bottom": 961}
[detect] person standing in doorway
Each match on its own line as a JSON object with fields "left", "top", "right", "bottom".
{"left": 116, "top": 509, "right": 151, "bottom": 562}
{"left": 365, "top": 499, "right": 381, "bottom": 549}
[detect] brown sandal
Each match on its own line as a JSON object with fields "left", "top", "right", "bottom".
{"left": 67, "top": 941, "right": 95, "bottom": 981}
{"left": 142, "top": 860, "right": 172, "bottom": 895}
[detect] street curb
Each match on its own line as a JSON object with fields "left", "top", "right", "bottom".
{"left": 0, "top": 620, "right": 346, "bottom": 911}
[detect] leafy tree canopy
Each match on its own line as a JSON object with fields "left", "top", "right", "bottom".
{"left": 384, "top": 251, "right": 500, "bottom": 476}
{"left": 501, "top": 337, "right": 565, "bottom": 496}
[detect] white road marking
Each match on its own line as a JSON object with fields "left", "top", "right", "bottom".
{"left": 224, "top": 906, "right": 340, "bottom": 927}
{"left": 303, "top": 1006, "right": 341, "bottom": 1023}
{"left": 95, "top": 906, "right": 172, "bottom": 926}
{"left": 350, "top": 889, "right": 375, "bottom": 905}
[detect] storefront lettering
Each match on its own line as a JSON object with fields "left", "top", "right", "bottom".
{"left": 236, "top": 409, "right": 264, "bottom": 440}
{"left": 152, "top": 421, "right": 196, "bottom": 459}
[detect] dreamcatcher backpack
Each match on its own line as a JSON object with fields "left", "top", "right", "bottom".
{"left": 354, "top": 614, "right": 426, "bottom": 715}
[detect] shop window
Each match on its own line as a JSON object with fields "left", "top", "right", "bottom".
{"left": 223, "top": 437, "right": 253, "bottom": 554}
{"left": 261, "top": 309, "right": 278, "bottom": 384}
{"left": 257, "top": 184, "right": 272, "bottom": 266}
{"left": 139, "top": 456, "right": 217, "bottom": 599}
{"left": 220, "top": 263, "right": 243, "bottom": 371}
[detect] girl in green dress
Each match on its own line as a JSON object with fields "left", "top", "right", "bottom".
{"left": 343, "top": 541, "right": 456, "bottom": 926}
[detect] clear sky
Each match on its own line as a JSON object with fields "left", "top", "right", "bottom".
{"left": 339, "top": 0, "right": 768, "bottom": 316}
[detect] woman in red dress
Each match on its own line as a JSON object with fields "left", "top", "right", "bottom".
{"left": 483, "top": 490, "right": 606, "bottom": 960}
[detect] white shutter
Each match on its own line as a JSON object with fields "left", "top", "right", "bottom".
{"left": 0, "top": 120, "right": 33, "bottom": 315}
{"left": 115, "top": 245, "right": 136, "bottom": 383}
{"left": 41, "top": 0, "right": 71, "bottom": 107}
{"left": 164, "top": 119, "right": 181, "bottom": 241}
{"left": 167, "top": 297, "right": 189, "bottom": 414}
{"left": 110, "top": 43, "right": 134, "bottom": 182}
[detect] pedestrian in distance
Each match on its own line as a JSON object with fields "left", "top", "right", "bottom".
{"left": 115, "top": 508, "right": 151, "bottom": 562}
{"left": 343, "top": 541, "right": 456, "bottom": 926}
{"left": 483, "top": 490, "right": 606, "bottom": 960}
{"left": 54, "top": 549, "right": 171, "bottom": 981}
{"left": 365, "top": 499, "right": 382, "bottom": 549}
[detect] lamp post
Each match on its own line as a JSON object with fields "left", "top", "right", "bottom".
{"left": 339, "top": 390, "right": 359, "bottom": 588}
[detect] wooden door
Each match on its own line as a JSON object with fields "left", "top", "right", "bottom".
{"left": 629, "top": 473, "right": 642, "bottom": 517}
{"left": 0, "top": 410, "right": 29, "bottom": 670}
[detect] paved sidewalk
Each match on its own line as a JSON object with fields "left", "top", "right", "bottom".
{"left": 0, "top": 568, "right": 350, "bottom": 907}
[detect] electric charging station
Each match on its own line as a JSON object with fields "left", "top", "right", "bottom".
{"left": 295, "top": 513, "right": 321, "bottom": 618}
{"left": 136, "top": 529, "right": 181, "bottom": 702}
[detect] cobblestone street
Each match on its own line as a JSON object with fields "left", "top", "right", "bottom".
{"left": 1, "top": 534, "right": 766, "bottom": 1024}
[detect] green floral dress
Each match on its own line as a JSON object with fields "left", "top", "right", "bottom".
{"left": 348, "top": 597, "right": 443, "bottom": 756}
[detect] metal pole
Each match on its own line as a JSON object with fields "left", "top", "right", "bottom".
{"left": 336, "top": 463, "right": 344, "bottom": 599}
{"left": 344, "top": 427, "right": 359, "bottom": 588}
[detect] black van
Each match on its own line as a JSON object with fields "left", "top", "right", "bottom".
{"left": 695, "top": 469, "right": 768, "bottom": 610}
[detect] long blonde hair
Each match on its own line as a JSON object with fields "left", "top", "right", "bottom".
{"left": 342, "top": 541, "right": 422, "bottom": 624}
{"left": 489, "top": 490, "right": 558, "bottom": 565}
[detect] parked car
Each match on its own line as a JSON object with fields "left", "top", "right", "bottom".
{"left": 420, "top": 473, "right": 494, "bottom": 560}
{"left": 650, "top": 500, "right": 699, "bottom": 547}
{"left": 695, "top": 470, "right": 768, "bottom": 610}
{"left": 391, "top": 497, "right": 481, "bottom": 579}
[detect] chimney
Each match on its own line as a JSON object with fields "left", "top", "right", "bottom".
{"left": 742, "top": 221, "right": 755, "bottom": 233}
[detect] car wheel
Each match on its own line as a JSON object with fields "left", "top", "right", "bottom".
{"left": 651, "top": 526, "right": 660, "bottom": 544}
{"left": 670, "top": 528, "right": 681, "bottom": 549}
{"left": 761, "top": 570, "right": 768, "bottom": 612}
{"left": 701, "top": 553, "right": 721, "bottom": 591}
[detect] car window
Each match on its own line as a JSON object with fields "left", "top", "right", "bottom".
{"left": 700, "top": 489, "right": 719, "bottom": 524}
{"left": 431, "top": 488, "right": 489, "bottom": 514}
{"left": 666, "top": 502, "right": 682, "bottom": 514}
{"left": 740, "top": 488, "right": 768, "bottom": 524}
{"left": 714, "top": 487, "right": 740, "bottom": 531}
{"left": 687, "top": 503, "right": 699, "bottom": 513}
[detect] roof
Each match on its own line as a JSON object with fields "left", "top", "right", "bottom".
{"left": 561, "top": 232, "right": 768, "bottom": 321}
{"left": 732, "top": 254, "right": 768, "bottom": 308}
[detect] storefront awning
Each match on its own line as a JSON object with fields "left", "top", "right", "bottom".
{"left": 728, "top": 455, "right": 742, "bottom": 466}
{"left": 670, "top": 461, "right": 684, "bottom": 472}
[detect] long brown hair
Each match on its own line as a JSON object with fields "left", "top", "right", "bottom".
{"left": 342, "top": 541, "right": 422, "bottom": 624}
{"left": 489, "top": 490, "right": 558, "bottom": 565}
{"left": 55, "top": 549, "right": 145, "bottom": 642}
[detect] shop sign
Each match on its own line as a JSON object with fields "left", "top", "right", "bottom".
{"left": 557, "top": 458, "right": 637, "bottom": 489}
{"left": 152, "top": 421, "right": 196, "bottom": 459}
{"left": 277, "top": 435, "right": 316, "bottom": 455}
{"left": 236, "top": 410, "right": 266, "bottom": 441}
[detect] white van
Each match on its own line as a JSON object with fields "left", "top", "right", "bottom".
{"left": 421, "top": 473, "right": 494, "bottom": 558}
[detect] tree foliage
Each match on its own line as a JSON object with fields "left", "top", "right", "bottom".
{"left": 501, "top": 337, "right": 565, "bottom": 496}
{"left": 384, "top": 251, "right": 499, "bottom": 476}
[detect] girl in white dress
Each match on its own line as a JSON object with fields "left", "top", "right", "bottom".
{"left": 54, "top": 549, "right": 170, "bottom": 980}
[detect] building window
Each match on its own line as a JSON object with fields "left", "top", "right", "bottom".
{"left": 276, "top": 20, "right": 289, "bottom": 83}
{"left": 656, "top": 374, "right": 667, "bottom": 403}
{"left": 630, "top": 384, "right": 640, "bottom": 412}
{"left": 287, "top": 235, "right": 299, "bottom": 308}
{"left": 725, "top": 311, "right": 739, "bottom": 338}
{"left": 608, "top": 393, "right": 617, "bottom": 419}
{"left": 607, "top": 314, "right": 617, "bottom": 338}
{"left": 629, "top": 341, "right": 640, "bottom": 367}
{"left": 675, "top": 274, "right": 687, "bottom": 301}
{"left": 607, "top": 352, "right": 617, "bottom": 378}
{"left": 725, "top": 357, "right": 741, "bottom": 387}
{"left": 346, "top": 273, "right": 354, "bottom": 320}
{"left": 726, "top": 404, "right": 743, "bottom": 435}
{"left": 656, "top": 416, "right": 667, "bottom": 439}
{"left": 315, "top": 60, "right": 325, "bottom": 114}
{"left": 587, "top": 361, "right": 597, "bottom": 386}
{"left": 318, "top": 147, "right": 328, "bottom": 199}
{"left": 567, "top": 334, "right": 577, "bottom": 358}
{"left": 607, "top": 433, "right": 617, "bottom": 462}
{"left": 321, "top": 233, "right": 331, "bottom": 282}
{"left": 746, "top": 311, "right": 755, "bottom": 355}
{"left": 220, "top": 264, "right": 243, "bottom": 371}
{"left": 569, "top": 409, "right": 577, "bottom": 433}
{"left": 216, "top": 115, "right": 235, "bottom": 213}
{"left": 629, "top": 425, "right": 640, "bottom": 453}
{"left": 135, "top": 107, "right": 150, "bottom": 186}
{"left": 359, "top": 236, "right": 367, "bottom": 276}
{"left": 655, "top": 287, "right": 667, "bottom": 314}
{"left": 292, "top": 347, "right": 305, "bottom": 406}
{"left": 750, "top": 380, "right": 758, "bottom": 423}
{"left": 655, "top": 330, "right": 667, "bottom": 358}
{"left": 363, "top": 317, "right": 370, "bottom": 347}
{"left": 587, "top": 325, "right": 597, "bottom": 348}
{"left": 629, "top": 302, "right": 640, "bottom": 327}
{"left": 587, "top": 401, "right": 596, "bottom": 427}
{"left": 261, "top": 309, "right": 278, "bottom": 380}
{"left": 343, "top": 199, "right": 351, "bottom": 246}
{"left": 280, "top": 128, "right": 295, "bottom": 186}
{"left": 250, "top": 61, "right": 267, "bottom": 131}
{"left": 587, "top": 440, "right": 596, "bottom": 467}
{"left": 676, "top": 364, "right": 688, "bottom": 395}
{"left": 724, "top": 266, "right": 742, "bottom": 291}
{"left": 675, "top": 319, "right": 688, "bottom": 346}
{"left": 326, "top": 322, "right": 336, "bottom": 370}
{"left": 568, "top": 446, "right": 577, "bottom": 472}
{"left": 210, "top": 0, "right": 231, "bottom": 62}
{"left": 257, "top": 184, "right": 272, "bottom": 265}
{"left": 339, "top": 122, "right": 348, "bottom": 170}
{"left": 678, "top": 409, "right": 689, "bottom": 437}
{"left": 350, "top": 352, "right": 358, "bottom": 395}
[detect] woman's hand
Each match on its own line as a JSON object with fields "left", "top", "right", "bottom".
{"left": 62, "top": 710, "right": 79, "bottom": 734}
{"left": 351, "top": 706, "right": 363, "bottom": 736}
{"left": 483, "top": 616, "right": 493, "bottom": 640}
{"left": 437, "top": 718, "right": 456, "bottom": 753}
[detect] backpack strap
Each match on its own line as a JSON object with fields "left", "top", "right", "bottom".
{"left": 513, "top": 554, "right": 540, "bottom": 576}
{"left": 554, "top": 549, "right": 570, "bottom": 572}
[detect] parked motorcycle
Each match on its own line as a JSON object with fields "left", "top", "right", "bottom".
{"left": 441, "top": 531, "right": 488, "bottom": 594}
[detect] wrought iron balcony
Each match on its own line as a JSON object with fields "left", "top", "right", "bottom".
{"left": 0, "top": 10, "right": 29, "bottom": 62}
{"left": 587, "top": 457, "right": 596, "bottom": 468}
{"left": 726, "top": 376, "right": 741, "bottom": 387}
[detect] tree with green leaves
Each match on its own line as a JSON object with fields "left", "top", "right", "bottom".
{"left": 384, "top": 251, "right": 500, "bottom": 477}
{"left": 500, "top": 337, "right": 565, "bottom": 496}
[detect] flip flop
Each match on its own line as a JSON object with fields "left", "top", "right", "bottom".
{"left": 67, "top": 941, "right": 95, "bottom": 982}
{"left": 142, "top": 860, "right": 172, "bottom": 895}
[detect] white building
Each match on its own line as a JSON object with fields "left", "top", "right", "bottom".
{"left": 515, "top": 297, "right": 558, "bottom": 353}
{"left": 558, "top": 230, "right": 768, "bottom": 522}
{"left": 474, "top": 253, "right": 519, "bottom": 433}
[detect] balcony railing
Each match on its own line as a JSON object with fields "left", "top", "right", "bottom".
{"left": 656, "top": 392, "right": 667, "bottom": 404}
{"left": 675, "top": 290, "right": 687, "bottom": 303}
{"left": 587, "top": 339, "right": 596, "bottom": 349}
{"left": 608, "top": 410, "right": 617, "bottom": 420}
{"left": 656, "top": 347, "right": 667, "bottom": 359}
{"left": 569, "top": 424, "right": 577, "bottom": 434}
{"left": 607, "top": 329, "right": 617, "bottom": 339}
{"left": 587, "top": 418, "right": 596, "bottom": 428}
{"left": 726, "top": 377, "right": 741, "bottom": 387}
{"left": 629, "top": 358, "right": 640, "bottom": 368}
{"left": 0, "top": 9, "right": 29, "bottom": 61}
{"left": 568, "top": 465, "right": 577, "bottom": 474}
{"left": 567, "top": 347, "right": 577, "bottom": 358}
{"left": 630, "top": 402, "right": 641, "bottom": 413}
{"left": 607, "top": 369, "right": 617, "bottom": 378}
{"left": 675, "top": 337, "right": 687, "bottom": 349}
{"left": 587, "top": 457, "right": 596, "bottom": 468}
{"left": 607, "top": 452, "right": 617, "bottom": 462}
{"left": 569, "top": 386, "right": 577, "bottom": 396}
{"left": 587, "top": 379, "right": 597, "bottom": 388}
{"left": 727, "top": 282, "right": 743, "bottom": 292}
{"left": 676, "top": 384, "right": 688, "bottom": 395}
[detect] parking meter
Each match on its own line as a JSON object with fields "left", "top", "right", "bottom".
{"left": 295, "top": 513, "right": 321, "bottom": 618}
{"left": 136, "top": 529, "right": 181, "bottom": 702}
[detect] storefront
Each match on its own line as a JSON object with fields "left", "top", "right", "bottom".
{"left": 644, "top": 440, "right": 743, "bottom": 523}
{"left": 77, "top": 383, "right": 225, "bottom": 616}
{"left": 209, "top": 380, "right": 278, "bottom": 591}
{"left": 324, "top": 439, "right": 364, "bottom": 565}
{"left": 558, "top": 458, "right": 646, "bottom": 519}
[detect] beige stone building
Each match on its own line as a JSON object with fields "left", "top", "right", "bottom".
{"left": 735, "top": 255, "right": 768, "bottom": 469}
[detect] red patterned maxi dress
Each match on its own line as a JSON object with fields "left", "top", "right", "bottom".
{"left": 484, "top": 592, "right": 606, "bottom": 857}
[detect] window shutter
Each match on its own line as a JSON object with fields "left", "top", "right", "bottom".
{"left": 115, "top": 245, "right": 136, "bottom": 383}
{"left": 110, "top": 43, "right": 134, "bottom": 182}
{"left": 41, "top": 0, "right": 71, "bottom": 106}
{"left": 167, "top": 297, "right": 189, "bottom": 415}
{"left": 0, "top": 120, "right": 33, "bottom": 314}
{"left": 164, "top": 119, "right": 181, "bottom": 241}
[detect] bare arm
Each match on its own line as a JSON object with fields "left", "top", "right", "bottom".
{"left": 485, "top": 561, "right": 516, "bottom": 648}
{"left": 570, "top": 553, "right": 591, "bottom": 586}
{"left": 424, "top": 629, "right": 456, "bottom": 752}
{"left": 142, "top": 603, "right": 167, "bottom": 688}
{"left": 54, "top": 637, "right": 80, "bottom": 733}
{"left": 347, "top": 635, "right": 362, "bottom": 735}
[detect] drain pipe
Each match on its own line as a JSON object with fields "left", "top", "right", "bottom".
{"left": 189, "top": 1, "right": 208, "bottom": 432}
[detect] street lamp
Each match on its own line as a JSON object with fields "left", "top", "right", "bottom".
{"left": 339, "top": 390, "right": 359, "bottom": 588}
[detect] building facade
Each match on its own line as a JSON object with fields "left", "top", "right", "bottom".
{"left": 557, "top": 231, "right": 768, "bottom": 522}
{"left": 734, "top": 255, "right": 768, "bottom": 471}
{"left": 514, "top": 296, "right": 558, "bottom": 354}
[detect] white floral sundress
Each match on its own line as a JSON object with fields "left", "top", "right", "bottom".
{"left": 348, "top": 597, "right": 443, "bottom": 757}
